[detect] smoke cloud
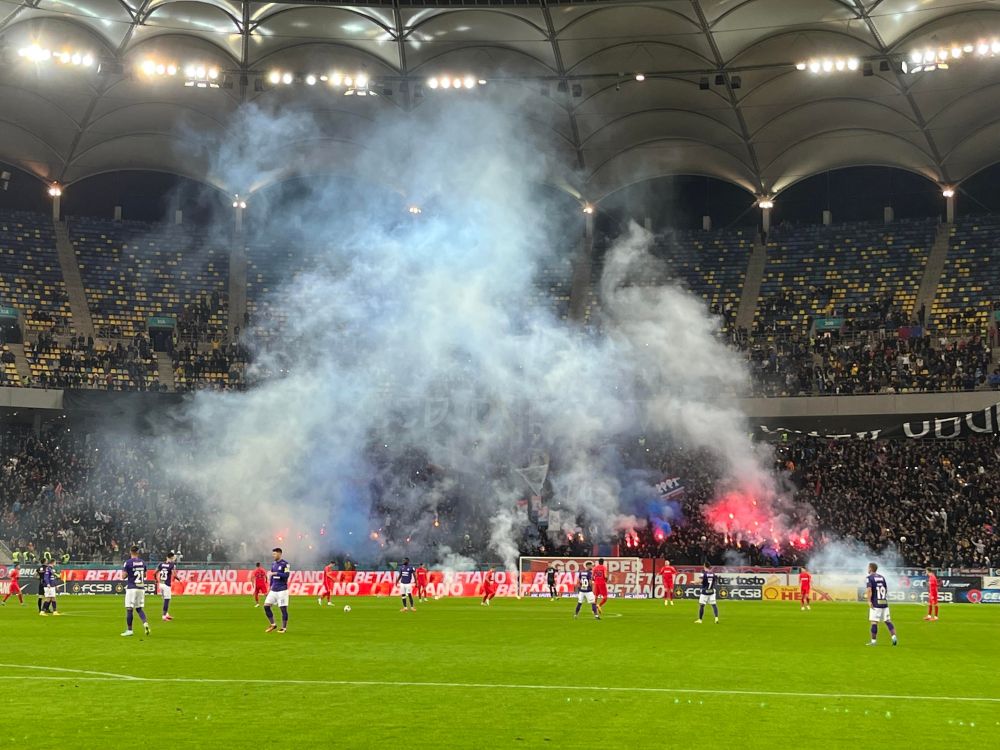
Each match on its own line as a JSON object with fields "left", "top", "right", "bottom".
{"left": 164, "top": 97, "right": 788, "bottom": 569}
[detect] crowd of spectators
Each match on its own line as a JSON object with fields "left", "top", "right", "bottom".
{"left": 171, "top": 338, "right": 249, "bottom": 392}
{"left": 1, "top": 425, "right": 221, "bottom": 562}
{"left": 25, "top": 330, "right": 164, "bottom": 391}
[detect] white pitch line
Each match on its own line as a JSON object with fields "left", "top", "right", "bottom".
{"left": 0, "top": 663, "right": 141, "bottom": 680}
{"left": 0, "top": 668, "right": 996, "bottom": 704}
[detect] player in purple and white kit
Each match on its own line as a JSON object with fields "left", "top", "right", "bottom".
{"left": 121, "top": 546, "right": 151, "bottom": 637}
{"left": 156, "top": 551, "right": 177, "bottom": 622}
{"left": 263, "top": 548, "right": 290, "bottom": 633}
{"left": 865, "top": 562, "right": 897, "bottom": 647}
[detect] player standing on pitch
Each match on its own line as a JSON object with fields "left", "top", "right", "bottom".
{"left": 121, "top": 546, "right": 150, "bottom": 636}
{"left": 592, "top": 558, "right": 609, "bottom": 614}
{"left": 319, "top": 560, "right": 336, "bottom": 607}
{"left": 1, "top": 563, "right": 24, "bottom": 605}
{"left": 924, "top": 567, "right": 939, "bottom": 621}
{"left": 546, "top": 563, "right": 559, "bottom": 600}
{"left": 695, "top": 562, "right": 719, "bottom": 624}
{"left": 799, "top": 567, "right": 812, "bottom": 611}
{"left": 574, "top": 561, "right": 600, "bottom": 620}
{"left": 397, "top": 557, "right": 416, "bottom": 612}
{"left": 156, "top": 551, "right": 177, "bottom": 621}
{"left": 415, "top": 563, "right": 429, "bottom": 602}
{"left": 659, "top": 559, "right": 676, "bottom": 606}
{"left": 865, "top": 562, "right": 898, "bottom": 646}
{"left": 251, "top": 562, "right": 268, "bottom": 607}
{"left": 480, "top": 566, "right": 498, "bottom": 606}
{"left": 264, "top": 548, "right": 290, "bottom": 633}
{"left": 39, "top": 561, "right": 60, "bottom": 616}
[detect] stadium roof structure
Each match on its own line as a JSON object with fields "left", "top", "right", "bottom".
{"left": 2, "top": 0, "right": 1000, "bottom": 203}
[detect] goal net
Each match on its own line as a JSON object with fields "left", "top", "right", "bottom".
{"left": 517, "top": 556, "right": 651, "bottom": 598}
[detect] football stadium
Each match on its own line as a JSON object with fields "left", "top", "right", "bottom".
{"left": 1, "top": 0, "right": 999, "bottom": 747}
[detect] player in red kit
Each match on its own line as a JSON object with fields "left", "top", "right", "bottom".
{"left": 799, "top": 568, "right": 812, "bottom": 610}
{"left": 924, "top": 567, "right": 939, "bottom": 621}
{"left": 592, "top": 558, "right": 609, "bottom": 613}
{"left": 659, "top": 560, "right": 677, "bottom": 606}
{"left": 318, "top": 561, "right": 336, "bottom": 606}
{"left": 1, "top": 563, "right": 24, "bottom": 605}
{"left": 480, "top": 567, "right": 498, "bottom": 606}
{"left": 415, "top": 564, "right": 429, "bottom": 602}
{"left": 251, "top": 562, "right": 268, "bottom": 607}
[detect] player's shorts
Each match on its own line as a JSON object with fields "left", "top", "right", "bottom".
{"left": 800, "top": 588, "right": 811, "bottom": 597}
{"left": 254, "top": 583, "right": 268, "bottom": 593}
{"left": 869, "top": 606, "right": 892, "bottom": 622}
{"left": 124, "top": 588, "right": 145, "bottom": 609}
{"left": 577, "top": 591, "right": 596, "bottom": 604}
{"left": 159, "top": 583, "right": 172, "bottom": 600}
{"left": 264, "top": 590, "right": 289, "bottom": 607}
{"left": 699, "top": 592, "right": 718, "bottom": 605}
{"left": 400, "top": 583, "right": 414, "bottom": 596}
{"left": 928, "top": 594, "right": 938, "bottom": 603}
{"left": 594, "top": 583, "right": 608, "bottom": 596}
{"left": 43, "top": 586, "right": 57, "bottom": 598}
{"left": 9, "top": 583, "right": 21, "bottom": 594}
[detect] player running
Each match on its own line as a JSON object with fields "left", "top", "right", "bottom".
{"left": 264, "top": 548, "right": 290, "bottom": 633}
{"left": 924, "top": 567, "right": 939, "bottom": 621}
{"left": 574, "top": 561, "right": 600, "bottom": 620}
{"left": 156, "top": 551, "right": 177, "bottom": 621}
{"left": 546, "top": 563, "right": 559, "bottom": 600}
{"left": 397, "top": 558, "right": 416, "bottom": 612}
{"left": 121, "top": 546, "right": 150, "bottom": 636}
{"left": 39, "top": 562, "right": 60, "bottom": 616}
{"left": 480, "top": 567, "right": 498, "bottom": 606}
{"left": 799, "top": 567, "right": 812, "bottom": 611}
{"left": 319, "top": 560, "right": 336, "bottom": 607}
{"left": 1, "top": 563, "right": 24, "bottom": 605}
{"left": 593, "top": 558, "right": 609, "bottom": 613}
{"left": 415, "top": 563, "right": 429, "bottom": 602}
{"left": 659, "top": 560, "right": 676, "bottom": 606}
{"left": 865, "top": 562, "right": 898, "bottom": 646}
{"left": 251, "top": 562, "right": 268, "bottom": 607}
{"left": 695, "top": 563, "right": 719, "bottom": 624}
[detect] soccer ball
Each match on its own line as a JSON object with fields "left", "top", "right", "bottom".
{"left": 343, "top": 605, "right": 352, "bottom": 613}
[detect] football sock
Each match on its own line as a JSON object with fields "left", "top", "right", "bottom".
{"left": 136, "top": 608, "right": 147, "bottom": 624}
{"left": 408, "top": 594, "right": 414, "bottom": 608}
{"left": 280, "top": 606, "right": 288, "bottom": 627}
{"left": 402, "top": 596, "right": 408, "bottom": 608}
{"left": 126, "top": 609, "right": 134, "bottom": 629}
{"left": 163, "top": 599, "right": 170, "bottom": 615}
{"left": 870, "top": 623, "right": 878, "bottom": 640}
{"left": 591, "top": 603, "right": 599, "bottom": 616}
{"left": 50, "top": 600, "right": 56, "bottom": 612}
{"left": 886, "top": 621, "right": 896, "bottom": 636}
{"left": 574, "top": 602, "right": 582, "bottom": 616}
{"left": 698, "top": 604, "right": 705, "bottom": 620}
{"left": 264, "top": 605, "right": 275, "bottom": 625}
{"left": 711, "top": 604, "right": 719, "bottom": 618}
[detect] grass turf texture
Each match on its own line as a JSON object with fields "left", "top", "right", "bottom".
{"left": 1, "top": 597, "right": 997, "bottom": 749}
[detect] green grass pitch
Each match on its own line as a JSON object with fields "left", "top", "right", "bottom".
{"left": 2, "top": 596, "right": 997, "bottom": 748}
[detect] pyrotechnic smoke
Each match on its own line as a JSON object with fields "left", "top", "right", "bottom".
{"left": 165, "top": 98, "right": 790, "bottom": 569}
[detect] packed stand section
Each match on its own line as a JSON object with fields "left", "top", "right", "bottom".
{"left": 171, "top": 338, "right": 249, "bottom": 392}
{"left": 69, "top": 216, "right": 229, "bottom": 339}
{"left": 0, "top": 425, "right": 221, "bottom": 563}
{"left": 24, "top": 331, "right": 162, "bottom": 391}
{"left": 933, "top": 214, "right": 1000, "bottom": 337}
{"left": 0, "top": 210, "right": 71, "bottom": 335}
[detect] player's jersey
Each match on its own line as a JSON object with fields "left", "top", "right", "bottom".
{"left": 546, "top": 567, "right": 556, "bottom": 584}
{"left": 927, "top": 573, "right": 938, "bottom": 595}
{"left": 578, "top": 570, "right": 594, "bottom": 593}
{"left": 398, "top": 564, "right": 415, "bottom": 584}
{"left": 123, "top": 558, "right": 146, "bottom": 589}
{"left": 800, "top": 571, "right": 812, "bottom": 590}
{"left": 592, "top": 564, "right": 607, "bottom": 583}
{"left": 252, "top": 568, "right": 268, "bottom": 587}
{"left": 659, "top": 565, "right": 676, "bottom": 583}
{"left": 9, "top": 568, "right": 19, "bottom": 583}
{"left": 156, "top": 561, "right": 176, "bottom": 586}
{"left": 323, "top": 564, "right": 336, "bottom": 582}
{"left": 270, "top": 559, "right": 290, "bottom": 592}
{"left": 700, "top": 570, "right": 717, "bottom": 595}
{"left": 867, "top": 573, "right": 888, "bottom": 608}
{"left": 41, "top": 565, "right": 57, "bottom": 588}
{"left": 415, "top": 567, "right": 428, "bottom": 584}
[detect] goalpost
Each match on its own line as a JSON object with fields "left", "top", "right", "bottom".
{"left": 517, "top": 556, "right": 651, "bottom": 598}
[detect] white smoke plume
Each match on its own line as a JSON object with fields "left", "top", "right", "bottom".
{"left": 163, "top": 98, "right": 781, "bottom": 570}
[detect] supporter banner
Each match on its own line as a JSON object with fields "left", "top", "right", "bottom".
{"left": 762, "top": 403, "right": 1000, "bottom": 441}
{"left": 519, "top": 558, "right": 652, "bottom": 598}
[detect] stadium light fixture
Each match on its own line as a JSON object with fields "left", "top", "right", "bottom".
{"left": 797, "top": 57, "right": 861, "bottom": 75}
{"left": 942, "top": 188, "right": 955, "bottom": 198}
{"left": 48, "top": 183, "right": 62, "bottom": 197}
{"left": 758, "top": 198, "right": 774, "bottom": 210}
{"left": 408, "top": 205, "right": 422, "bottom": 215}
{"left": 425, "top": 75, "right": 484, "bottom": 92}
{"left": 634, "top": 73, "right": 645, "bottom": 81}
{"left": 582, "top": 204, "right": 595, "bottom": 215}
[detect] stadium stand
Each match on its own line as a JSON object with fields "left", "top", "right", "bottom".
{"left": 1, "top": 344, "right": 19, "bottom": 386}
{"left": 932, "top": 214, "right": 1000, "bottom": 337}
{"left": 69, "top": 216, "right": 229, "bottom": 340}
{"left": 24, "top": 331, "right": 161, "bottom": 391}
{"left": 0, "top": 210, "right": 71, "bottom": 335}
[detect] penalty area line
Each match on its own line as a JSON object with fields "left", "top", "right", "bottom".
{"left": 0, "top": 671, "right": 996, "bottom": 704}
